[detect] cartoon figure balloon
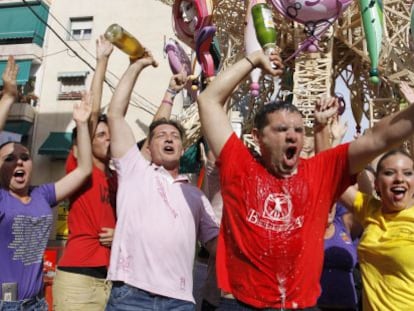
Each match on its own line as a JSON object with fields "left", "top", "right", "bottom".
{"left": 172, "top": 0, "right": 214, "bottom": 50}
{"left": 270, "top": 0, "right": 353, "bottom": 57}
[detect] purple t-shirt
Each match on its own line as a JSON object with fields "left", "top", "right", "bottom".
{"left": 318, "top": 212, "right": 358, "bottom": 308}
{"left": 0, "top": 184, "right": 56, "bottom": 300}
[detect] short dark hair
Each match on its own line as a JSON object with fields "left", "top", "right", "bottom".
{"left": 0, "top": 140, "right": 23, "bottom": 152}
{"left": 376, "top": 149, "right": 413, "bottom": 176}
{"left": 148, "top": 118, "right": 185, "bottom": 143}
{"left": 72, "top": 113, "right": 108, "bottom": 144}
{"left": 254, "top": 100, "right": 302, "bottom": 132}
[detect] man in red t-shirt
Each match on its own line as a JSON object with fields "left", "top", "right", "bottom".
{"left": 197, "top": 49, "right": 414, "bottom": 309}
{"left": 52, "top": 36, "right": 116, "bottom": 311}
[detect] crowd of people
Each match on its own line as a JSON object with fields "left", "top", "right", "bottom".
{"left": 1, "top": 34, "right": 414, "bottom": 311}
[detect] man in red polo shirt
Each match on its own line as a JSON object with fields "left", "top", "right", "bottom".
{"left": 197, "top": 49, "right": 414, "bottom": 310}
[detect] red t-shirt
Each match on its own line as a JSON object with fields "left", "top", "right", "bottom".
{"left": 58, "top": 151, "right": 117, "bottom": 268}
{"left": 217, "top": 134, "right": 354, "bottom": 308}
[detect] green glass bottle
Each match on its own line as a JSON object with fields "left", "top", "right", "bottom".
{"left": 251, "top": 3, "right": 277, "bottom": 54}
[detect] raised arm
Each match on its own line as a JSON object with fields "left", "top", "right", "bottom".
{"left": 348, "top": 81, "right": 414, "bottom": 174}
{"left": 399, "top": 81, "right": 414, "bottom": 161}
{"left": 313, "top": 96, "right": 339, "bottom": 153}
{"left": 55, "top": 93, "right": 93, "bottom": 201}
{"left": 107, "top": 50, "right": 158, "bottom": 158}
{"left": 330, "top": 115, "right": 348, "bottom": 147}
{"left": 0, "top": 56, "right": 18, "bottom": 131}
{"left": 140, "top": 70, "right": 187, "bottom": 160}
{"left": 197, "top": 50, "right": 284, "bottom": 157}
{"left": 89, "top": 35, "right": 113, "bottom": 134}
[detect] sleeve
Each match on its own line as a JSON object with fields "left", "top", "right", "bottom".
{"left": 312, "top": 143, "right": 357, "bottom": 201}
{"left": 352, "top": 191, "right": 369, "bottom": 225}
{"left": 65, "top": 149, "right": 76, "bottom": 173}
{"left": 218, "top": 133, "right": 254, "bottom": 186}
{"left": 39, "top": 183, "right": 58, "bottom": 207}
{"left": 112, "top": 144, "right": 147, "bottom": 179}
{"left": 204, "top": 160, "right": 223, "bottom": 221}
{"left": 198, "top": 193, "right": 220, "bottom": 244}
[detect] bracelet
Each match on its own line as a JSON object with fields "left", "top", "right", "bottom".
{"left": 166, "top": 88, "right": 177, "bottom": 97}
{"left": 245, "top": 56, "right": 255, "bottom": 69}
{"left": 162, "top": 99, "right": 173, "bottom": 106}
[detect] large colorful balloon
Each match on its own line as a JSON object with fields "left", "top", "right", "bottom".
{"left": 172, "top": 0, "right": 214, "bottom": 49}
{"left": 245, "top": 0, "right": 264, "bottom": 96}
{"left": 270, "top": 0, "right": 352, "bottom": 57}
{"left": 164, "top": 38, "right": 197, "bottom": 102}
{"left": 359, "top": 0, "right": 383, "bottom": 84}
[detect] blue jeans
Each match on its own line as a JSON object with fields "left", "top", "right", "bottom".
{"left": 217, "top": 298, "right": 320, "bottom": 311}
{"left": 105, "top": 282, "right": 195, "bottom": 311}
{"left": 0, "top": 297, "right": 47, "bottom": 311}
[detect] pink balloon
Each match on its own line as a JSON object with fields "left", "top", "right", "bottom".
{"left": 277, "top": 0, "right": 352, "bottom": 23}
{"left": 271, "top": 0, "right": 352, "bottom": 58}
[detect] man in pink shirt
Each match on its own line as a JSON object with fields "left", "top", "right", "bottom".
{"left": 105, "top": 50, "right": 219, "bottom": 310}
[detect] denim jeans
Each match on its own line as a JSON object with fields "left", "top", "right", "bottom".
{"left": 217, "top": 298, "right": 320, "bottom": 311}
{"left": 0, "top": 296, "right": 47, "bottom": 311}
{"left": 105, "top": 282, "right": 195, "bottom": 311}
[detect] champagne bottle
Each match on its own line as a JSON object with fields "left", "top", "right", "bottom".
{"left": 104, "top": 24, "right": 145, "bottom": 59}
{"left": 251, "top": 3, "right": 277, "bottom": 54}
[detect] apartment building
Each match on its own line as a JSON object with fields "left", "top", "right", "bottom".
{"left": 0, "top": 0, "right": 49, "bottom": 154}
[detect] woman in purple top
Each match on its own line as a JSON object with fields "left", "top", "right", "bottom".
{"left": 0, "top": 56, "right": 92, "bottom": 310}
{"left": 318, "top": 203, "right": 358, "bottom": 311}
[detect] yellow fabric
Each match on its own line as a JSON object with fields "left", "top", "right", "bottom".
{"left": 353, "top": 192, "right": 414, "bottom": 311}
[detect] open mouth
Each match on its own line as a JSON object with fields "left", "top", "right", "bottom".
{"left": 286, "top": 147, "right": 297, "bottom": 160}
{"left": 13, "top": 170, "right": 26, "bottom": 182}
{"left": 390, "top": 186, "right": 406, "bottom": 201}
{"left": 163, "top": 145, "right": 175, "bottom": 154}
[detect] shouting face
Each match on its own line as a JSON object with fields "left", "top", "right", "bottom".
{"left": 148, "top": 123, "right": 184, "bottom": 172}
{"left": 254, "top": 110, "right": 304, "bottom": 178}
{"left": 0, "top": 142, "right": 32, "bottom": 196}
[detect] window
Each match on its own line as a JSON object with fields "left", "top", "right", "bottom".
{"left": 57, "top": 72, "right": 88, "bottom": 100}
{"left": 69, "top": 17, "right": 93, "bottom": 40}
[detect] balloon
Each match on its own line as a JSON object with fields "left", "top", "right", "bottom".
{"left": 245, "top": 0, "right": 264, "bottom": 96}
{"left": 195, "top": 26, "right": 216, "bottom": 79}
{"left": 359, "top": 0, "right": 383, "bottom": 84}
{"left": 164, "top": 38, "right": 197, "bottom": 102}
{"left": 172, "top": 0, "right": 214, "bottom": 49}
{"left": 270, "top": 0, "right": 352, "bottom": 57}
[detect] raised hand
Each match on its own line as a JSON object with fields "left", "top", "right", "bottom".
{"left": 96, "top": 35, "right": 113, "bottom": 60}
{"left": 315, "top": 96, "right": 339, "bottom": 126}
{"left": 249, "top": 49, "right": 284, "bottom": 77}
{"left": 399, "top": 81, "right": 414, "bottom": 105}
{"left": 330, "top": 116, "right": 348, "bottom": 147}
{"left": 73, "top": 92, "right": 92, "bottom": 123}
{"left": 168, "top": 69, "right": 188, "bottom": 93}
{"left": 1, "top": 56, "right": 19, "bottom": 100}
{"left": 131, "top": 48, "right": 158, "bottom": 68}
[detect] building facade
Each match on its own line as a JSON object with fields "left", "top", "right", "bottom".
{"left": 31, "top": 0, "right": 185, "bottom": 185}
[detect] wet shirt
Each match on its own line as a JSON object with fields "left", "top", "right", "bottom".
{"left": 0, "top": 184, "right": 56, "bottom": 300}
{"left": 217, "top": 133, "right": 353, "bottom": 308}
{"left": 107, "top": 145, "right": 219, "bottom": 303}
{"left": 353, "top": 192, "right": 414, "bottom": 311}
